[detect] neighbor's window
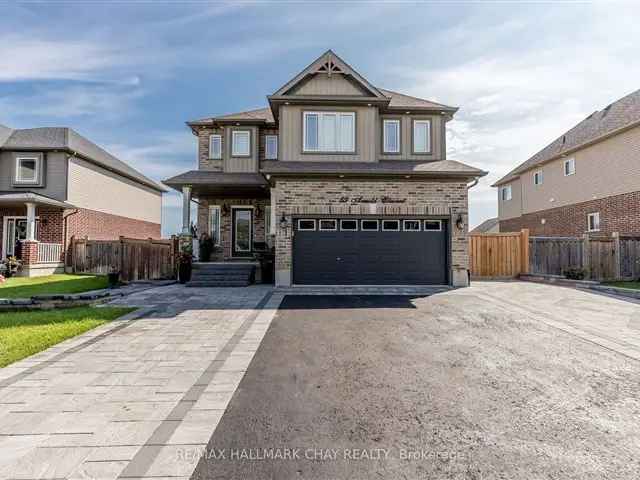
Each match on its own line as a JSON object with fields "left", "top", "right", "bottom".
{"left": 265, "top": 135, "right": 278, "bottom": 160}
{"left": 587, "top": 212, "right": 600, "bottom": 232}
{"left": 424, "top": 220, "right": 442, "bottom": 231}
{"left": 403, "top": 220, "right": 421, "bottom": 231}
{"left": 501, "top": 185, "right": 512, "bottom": 201}
{"left": 383, "top": 119, "right": 400, "bottom": 153}
{"left": 232, "top": 131, "right": 251, "bottom": 157}
{"left": 303, "top": 112, "right": 355, "bottom": 153}
{"left": 209, "top": 134, "right": 222, "bottom": 159}
{"left": 412, "top": 120, "right": 431, "bottom": 153}
{"left": 564, "top": 157, "right": 576, "bottom": 176}
{"left": 209, "top": 206, "right": 221, "bottom": 245}
{"left": 15, "top": 157, "right": 40, "bottom": 184}
{"left": 534, "top": 170, "right": 543, "bottom": 185}
{"left": 361, "top": 219, "right": 379, "bottom": 231}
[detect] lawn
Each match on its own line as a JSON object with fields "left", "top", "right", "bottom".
{"left": 603, "top": 281, "right": 640, "bottom": 291}
{"left": 0, "top": 274, "right": 109, "bottom": 299}
{"left": 0, "top": 306, "right": 134, "bottom": 367}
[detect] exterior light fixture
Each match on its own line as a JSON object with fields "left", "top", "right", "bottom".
{"left": 455, "top": 214, "right": 464, "bottom": 231}
{"left": 221, "top": 204, "right": 230, "bottom": 217}
{"left": 279, "top": 214, "right": 289, "bottom": 230}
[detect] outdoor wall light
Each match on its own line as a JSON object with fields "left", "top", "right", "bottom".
{"left": 279, "top": 214, "right": 289, "bottom": 230}
{"left": 455, "top": 214, "right": 464, "bottom": 231}
{"left": 221, "top": 204, "right": 230, "bottom": 217}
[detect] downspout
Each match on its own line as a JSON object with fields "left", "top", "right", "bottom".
{"left": 63, "top": 209, "right": 79, "bottom": 269}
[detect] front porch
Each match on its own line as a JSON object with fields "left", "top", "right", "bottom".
{"left": 0, "top": 193, "right": 71, "bottom": 277}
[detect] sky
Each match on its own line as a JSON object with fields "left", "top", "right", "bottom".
{"left": 1, "top": 0, "right": 639, "bottom": 235}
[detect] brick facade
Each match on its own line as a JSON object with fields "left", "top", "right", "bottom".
{"left": 65, "top": 208, "right": 161, "bottom": 243}
{"left": 197, "top": 197, "right": 271, "bottom": 260}
{"left": 499, "top": 190, "right": 640, "bottom": 236}
{"left": 272, "top": 178, "right": 469, "bottom": 286}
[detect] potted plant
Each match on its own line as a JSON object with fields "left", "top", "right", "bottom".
{"left": 107, "top": 266, "right": 120, "bottom": 288}
{"left": 1, "top": 256, "right": 22, "bottom": 278}
{"left": 177, "top": 251, "right": 193, "bottom": 284}
{"left": 199, "top": 233, "right": 214, "bottom": 262}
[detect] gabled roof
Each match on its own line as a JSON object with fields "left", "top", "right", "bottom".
{"left": 188, "top": 107, "right": 275, "bottom": 128}
{"left": 271, "top": 49, "right": 386, "bottom": 99}
{"left": 494, "top": 88, "right": 640, "bottom": 186}
{"left": 378, "top": 88, "right": 457, "bottom": 112}
{"left": 470, "top": 217, "right": 499, "bottom": 234}
{"left": 0, "top": 126, "right": 166, "bottom": 192}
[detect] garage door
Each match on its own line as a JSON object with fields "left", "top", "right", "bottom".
{"left": 292, "top": 218, "right": 448, "bottom": 285}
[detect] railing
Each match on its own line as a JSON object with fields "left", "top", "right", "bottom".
{"left": 38, "top": 243, "right": 63, "bottom": 263}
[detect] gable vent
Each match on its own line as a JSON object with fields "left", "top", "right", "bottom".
{"left": 316, "top": 59, "right": 344, "bottom": 76}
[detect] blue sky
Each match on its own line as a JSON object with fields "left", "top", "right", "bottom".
{"left": 1, "top": 0, "right": 639, "bottom": 236}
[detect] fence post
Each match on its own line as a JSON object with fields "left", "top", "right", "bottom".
{"left": 520, "top": 229, "right": 530, "bottom": 274}
{"left": 119, "top": 236, "right": 125, "bottom": 280}
{"left": 583, "top": 234, "right": 591, "bottom": 280}
{"left": 70, "top": 235, "right": 76, "bottom": 273}
{"left": 612, "top": 232, "right": 621, "bottom": 280}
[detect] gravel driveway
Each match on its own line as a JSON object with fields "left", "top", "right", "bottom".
{"left": 193, "top": 282, "right": 640, "bottom": 480}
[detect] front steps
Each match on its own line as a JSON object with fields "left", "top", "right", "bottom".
{"left": 187, "top": 262, "right": 256, "bottom": 287}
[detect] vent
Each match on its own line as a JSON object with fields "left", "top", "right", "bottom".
{"left": 316, "top": 60, "right": 344, "bottom": 76}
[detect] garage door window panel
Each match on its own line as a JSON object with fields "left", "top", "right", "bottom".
{"left": 319, "top": 219, "right": 337, "bottom": 231}
{"left": 298, "top": 219, "right": 316, "bottom": 231}
{"left": 424, "top": 220, "right": 442, "bottom": 231}
{"left": 340, "top": 219, "right": 358, "bottom": 231}
{"left": 361, "top": 220, "right": 379, "bottom": 231}
{"left": 403, "top": 220, "right": 421, "bottom": 231}
{"left": 382, "top": 220, "right": 400, "bottom": 231}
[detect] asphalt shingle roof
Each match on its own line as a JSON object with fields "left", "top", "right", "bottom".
{"left": 494, "top": 89, "right": 640, "bottom": 186}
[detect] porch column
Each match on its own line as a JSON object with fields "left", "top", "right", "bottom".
{"left": 25, "top": 202, "right": 37, "bottom": 241}
{"left": 182, "top": 186, "right": 192, "bottom": 235}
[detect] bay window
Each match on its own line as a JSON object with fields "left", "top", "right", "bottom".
{"left": 303, "top": 111, "right": 355, "bottom": 153}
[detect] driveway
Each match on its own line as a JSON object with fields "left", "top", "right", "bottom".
{"left": 192, "top": 282, "right": 640, "bottom": 480}
{"left": 1, "top": 282, "right": 639, "bottom": 480}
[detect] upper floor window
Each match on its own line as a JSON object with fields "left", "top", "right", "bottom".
{"left": 412, "top": 119, "right": 431, "bottom": 154}
{"left": 265, "top": 135, "right": 278, "bottom": 160}
{"left": 15, "top": 156, "right": 42, "bottom": 185}
{"left": 501, "top": 185, "right": 512, "bottom": 201}
{"left": 383, "top": 119, "right": 400, "bottom": 154}
{"left": 534, "top": 170, "right": 543, "bottom": 185}
{"left": 209, "top": 134, "right": 222, "bottom": 159}
{"left": 232, "top": 131, "right": 251, "bottom": 157}
{"left": 564, "top": 157, "right": 575, "bottom": 176}
{"left": 587, "top": 212, "right": 600, "bottom": 232}
{"left": 303, "top": 111, "right": 355, "bottom": 153}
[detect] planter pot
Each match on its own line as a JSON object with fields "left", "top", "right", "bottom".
{"left": 108, "top": 272, "right": 120, "bottom": 288}
{"left": 178, "top": 262, "right": 192, "bottom": 284}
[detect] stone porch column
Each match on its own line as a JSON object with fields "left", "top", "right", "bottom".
{"left": 182, "top": 186, "right": 192, "bottom": 235}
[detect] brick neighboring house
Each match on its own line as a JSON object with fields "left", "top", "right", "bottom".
{"left": 493, "top": 89, "right": 640, "bottom": 236}
{"left": 0, "top": 125, "right": 165, "bottom": 276}
{"left": 164, "top": 50, "right": 487, "bottom": 287}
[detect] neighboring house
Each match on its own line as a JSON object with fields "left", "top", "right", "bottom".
{"left": 165, "top": 50, "right": 486, "bottom": 287}
{"left": 493, "top": 89, "right": 640, "bottom": 236}
{"left": 470, "top": 217, "right": 499, "bottom": 234}
{"left": 0, "top": 124, "right": 165, "bottom": 276}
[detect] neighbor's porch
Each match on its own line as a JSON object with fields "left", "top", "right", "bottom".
{"left": 0, "top": 193, "right": 72, "bottom": 277}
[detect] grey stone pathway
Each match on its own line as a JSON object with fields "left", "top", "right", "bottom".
{"left": 0, "top": 284, "right": 282, "bottom": 480}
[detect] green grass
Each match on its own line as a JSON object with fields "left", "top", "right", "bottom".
{"left": 0, "top": 274, "right": 109, "bottom": 299}
{"left": 603, "top": 281, "right": 640, "bottom": 291}
{"left": 0, "top": 306, "right": 134, "bottom": 367}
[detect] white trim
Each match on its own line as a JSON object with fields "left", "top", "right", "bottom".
{"left": 319, "top": 219, "right": 337, "bottom": 231}
{"left": 2, "top": 216, "right": 40, "bottom": 257}
{"left": 361, "top": 219, "right": 379, "bottom": 231}
{"left": 413, "top": 119, "right": 431, "bottom": 153}
{"left": 339, "top": 219, "right": 358, "bottom": 231}
{"left": 297, "top": 219, "right": 316, "bottom": 231}
{"left": 533, "top": 170, "right": 543, "bottom": 185}
{"left": 381, "top": 219, "right": 400, "bottom": 231}
{"left": 564, "top": 157, "right": 576, "bottom": 176}
{"left": 265, "top": 135, "right": 278, "bottom": 160}
{"left": 231, "top": 130, "right": 251, "bottom": 157}
{"left": 587, "top": 212, "right": 600, "bottom": 232}
{"left": 383, "top": 119, "right": 400, "bottom": 153}
{"left": 424, "top": 220, "right": 442, "bottom": 231}
{"left": 208, "top": 205, "right": 221, "bottom": 246}
{"left": 403, "top": 219, "right": 421, "bottom": 231}
{"left": 303, "top": 111, "right": 356, "bottom": 153}
{"left": 15, "top": 156, "right": 41, "bottom": 184}
{"left": 209, "top": 134, "right": 222, "bottom": 159}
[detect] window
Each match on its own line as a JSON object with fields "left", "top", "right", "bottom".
{"left": 265, "top": 135, "right": 278, "bottom": 160}
{"left": 587, "top": 212, "right": 600, "bottom": 232}
{"left": 403, "top": 220, "right": 421, "bottom": 231}
{"left": 564, "top": 157, "right": 576, "bottom": 176}
{"left": 209, "top": 206, "right": 221, "bottom": 245}
{"left": 298, "top": 219, "right": 316, "bottom": 231}
{"left": 361, "top": 220, "right": 379, "bottom": 231}
{"left": 232, "top": 131, "right": 250, "bottom": 157}
{"left": 319, "top": 219, "right": 337, "bottom": 231}
{"left": 413, "top": 120, "right": 431, "bottom": 153}
{"left": 534, "top": 170, "right": 543, "bottom": 185}
{"left": 383, "top": 119, "right": 400, "bottom": 153}
{"left": 265, "top": 206, "right": 273, "bottom": 236}
{"left": 381, "top": 220, "right": 400, "bottom": 231}
{"left": 424, "top": 220, "right": 442, "bottom": 231}
{"left": 501, "top": 185, "right": 512, "bottom": 201}
{"left": 209, "top": 135, "right": 222, "bottom": 159}
{"left": 303, "top": 112, "right": 355, "bottom": 152}
{"left": 15, "top": 157, "right": 40, "bottom": 184}
{"left": 340, "top": 219, "right": 358, "bottom": 231}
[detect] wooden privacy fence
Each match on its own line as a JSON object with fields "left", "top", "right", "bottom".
{"left": 469, "top": 229, "right": 530, "bottom": 279}
{"left": 529, "top": 237, "right": 583, "bottom": 276}
{"left": 70, "top": 236, "right": 177, "bottom": 282}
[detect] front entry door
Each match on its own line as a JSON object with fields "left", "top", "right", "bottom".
{"left": 232, "top": 208, "right": 253, "bottom": 257}
{"left": 4, "top": 218, "right": 38, "bottom": 258}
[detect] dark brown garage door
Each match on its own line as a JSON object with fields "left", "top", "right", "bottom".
{"left": 292, "top": 218, "right": 448, "bottom": 285}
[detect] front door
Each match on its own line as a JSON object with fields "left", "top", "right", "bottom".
{"left": 232, "top": 208, "right": 253, "bottom": 257}
{"left": 4, "top": 218, "right": 38, "bottom": 258}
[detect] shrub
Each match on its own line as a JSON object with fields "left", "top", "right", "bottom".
{"left": 564, "top": 267, "right": 586, "bottom": 280}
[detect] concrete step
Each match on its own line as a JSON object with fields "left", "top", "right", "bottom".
{"left": 190, "top": 273, "right": 252, "bottom": 281}
{"left": 192, "top": 263, "right": 256, "bottom": 271}
{"left": 186, "top": 280, "right": 251, "bottom": 288}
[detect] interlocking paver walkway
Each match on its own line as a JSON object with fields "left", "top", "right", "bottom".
{"left": 0, "top": 284, "right": 283, "bottom": 480}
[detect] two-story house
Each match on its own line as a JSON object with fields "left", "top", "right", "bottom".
{"left": 164, "top": 50, "right": 486, "bottom": 287}
{"left": 0, "top": 124, "right": 165, "bottom": 276}
{"left": 494, "top": 89, "right": 640, "bottom": 236}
